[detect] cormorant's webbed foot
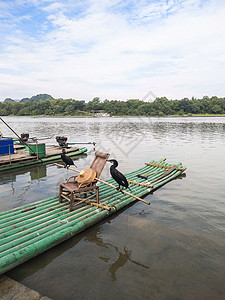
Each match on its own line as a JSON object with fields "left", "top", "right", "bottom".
{"left": 116, "top": 186, "right": 120, "bottom": 191}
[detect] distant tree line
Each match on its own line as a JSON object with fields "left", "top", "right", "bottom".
{"left": 0, "top": 96, "right": 225, "bottom": 116}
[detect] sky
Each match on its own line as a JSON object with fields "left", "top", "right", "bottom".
{"left": 0, "top": 0, "right": 224, "bottom": 102}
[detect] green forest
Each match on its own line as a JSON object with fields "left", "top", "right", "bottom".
{"left": 0, "top": 96, "right": 225, "bottom": 116}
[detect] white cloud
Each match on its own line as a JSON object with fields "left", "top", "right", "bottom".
{"left": 43, "top": 2, "right": 65, "bottom": 12}
{"left": 0, "top": 0, "right": 225, "bottom": 101}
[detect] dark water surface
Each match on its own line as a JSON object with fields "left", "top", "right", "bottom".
{"left": 1, "top": 116, "right": 225, "bottom": 300}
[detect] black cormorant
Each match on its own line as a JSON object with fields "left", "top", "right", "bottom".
{"left": 61, "top": 149, "right": 77, "bottom": 168}
{"left": 108, "top": 159, "right": 130, "bottom": 191}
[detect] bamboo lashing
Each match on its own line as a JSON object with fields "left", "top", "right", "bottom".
{"left": 145, "top": 162, "right": 186, "bottom": 171}
{"left": 127, "top": 180, "right": 153, "bottom": 188}
{"left": 88, "top": 202, "right": 111, "bottom": 211}
{"left": 54, "top": 163, "right": 150, "bottom": 205}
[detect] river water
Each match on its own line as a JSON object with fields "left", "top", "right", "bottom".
{"left": 0, "top": 116, "right": 225, "bottom": 300}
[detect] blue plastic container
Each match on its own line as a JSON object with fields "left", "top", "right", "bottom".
{"left": 0, "top": 138, "right": 14, "bottom": 155}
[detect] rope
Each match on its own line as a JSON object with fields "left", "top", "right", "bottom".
{"left": 94, "top": 202, "right": 117, "bottom": 212}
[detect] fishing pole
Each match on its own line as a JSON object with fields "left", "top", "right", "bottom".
{"left": 0, "top": 117, "right": 44, "bottom": 163}
{"left": 68, "top": 142, "right": 96, "bottom": 145}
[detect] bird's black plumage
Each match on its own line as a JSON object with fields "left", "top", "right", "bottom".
{"left": 108, "top": 159, "right": 129, "bottom": 191}
{"left": 61, "top": 149, "right": 76, "bottom": 168}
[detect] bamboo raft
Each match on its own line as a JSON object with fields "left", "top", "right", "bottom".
{"left": 0, "top": 158, "right": 186, "bottom": 275}
{"left": 0, "top": 146, "right": 87, "bottom": 172}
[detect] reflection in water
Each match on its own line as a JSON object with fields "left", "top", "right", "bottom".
{"left": 0, "top": 165, "right": 48, "bottom": 210}
{"left": 85, "top": 225, "right": 149, "bottom": 281}
{"left": 30, "top": 165, "right": 47, "bottom": 180}
{"left": 0, "top": 174, "right": 16, "bottom": 185}
{"left": 0, "top": 173, "right": 17, "bottom": 195}
{"left": 0, "top": 165, "right": 47, "bottom": 185}
{"left": 107, "top": 246, "right": 149, "bottom": 281}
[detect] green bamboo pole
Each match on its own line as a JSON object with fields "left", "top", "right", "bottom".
{"left": 0, "top": 209, "right": 109, "bottom": 274}
{"left": 0, "top": 208, "right": 102, "bottom": 256}
{"left": 0, "top": 196, "right": 58, "bottom": 217}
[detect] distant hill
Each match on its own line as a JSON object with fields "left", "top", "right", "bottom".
{"left": 3, "top": 94, "right": 54, "bottom": 103}
{"left": 20, "top": 94, "right": 54, "bottom": 103}
{"left": 4, "top": 98, "right": 16, "bottom": 103}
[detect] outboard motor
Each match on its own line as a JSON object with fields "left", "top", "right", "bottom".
{"left": 56, "top": 136, "right": 68, "bottom": 147}
{"left": 20, "top": 133, "right": 29, "bottom": 143}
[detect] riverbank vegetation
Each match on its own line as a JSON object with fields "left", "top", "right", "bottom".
{"left": 0, "top": 96, "right": 225, "bottom": 116}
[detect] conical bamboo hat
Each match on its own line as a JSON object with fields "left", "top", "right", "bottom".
{"left": 77, "top": 168, "right": 96, "bottom": 184}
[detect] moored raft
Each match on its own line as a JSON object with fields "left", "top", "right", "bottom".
{"left": 0, "top": 158, "right": 186, "bottom": 275}
{"left": 0, "top": 146, "right": 87, "bottom": 172}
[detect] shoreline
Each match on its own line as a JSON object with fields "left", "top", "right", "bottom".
{"left": 2, "top": 114, "right": 225, "bottom": 118}
{"left": 0, "top": 275, "right": 51, "bottom": 300}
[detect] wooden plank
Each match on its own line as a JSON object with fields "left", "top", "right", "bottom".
{"left": 148, "top": 165, "right": 177, "bottom": 184}
{"left": 0, "top": 146, "right": 79, "bottom": 166}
